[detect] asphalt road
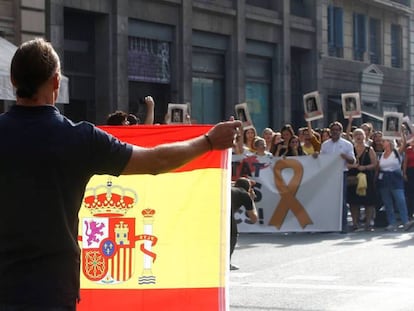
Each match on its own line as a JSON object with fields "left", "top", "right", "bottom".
{"left": 229, "top": 230, "right": 414, "bottom": 311}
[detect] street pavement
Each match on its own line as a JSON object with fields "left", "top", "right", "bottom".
{"left": 229, "top": 230, "right": 414, "bottom": 311}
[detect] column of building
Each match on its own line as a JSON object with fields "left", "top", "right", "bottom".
{"left": 281, "top": 0, "right": 292, "bottom": 124}
{"left": 180, "top": 0, "right": 192, "bottom": 106}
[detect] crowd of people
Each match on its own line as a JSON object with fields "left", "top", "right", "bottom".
{"left": 106, "top": 95, "right": 155, "bottom": 125}
{"left": 106, "top": 97, "right": 194, "bottom": 126}
{"left": 232, "top": 115, "right": 414, "bottom": 233}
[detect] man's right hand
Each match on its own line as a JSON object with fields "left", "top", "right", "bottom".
{"left": 207, "top": 120, "right": 242, "bottom": 150}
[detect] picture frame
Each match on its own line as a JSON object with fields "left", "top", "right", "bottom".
{"left": 382, "top": 112, "right": 403, "bottom": 140}
{"left": 402, "top": 116, "right": 414, "bottom": 142}
{"left": 166, "top": 103, "right": 189, "bottom": 124}
{"left": 303, "top": 91, "right": 323, "bottom": 121}
{"left": 234, "top": 103, "right": 254, "bottom": 129}
{"left": 341, "top": 92, "right": 361, "bottom": 119}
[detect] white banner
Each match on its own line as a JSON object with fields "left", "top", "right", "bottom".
{"left": 232, "top": 154, "right": 343, "bottom": 232}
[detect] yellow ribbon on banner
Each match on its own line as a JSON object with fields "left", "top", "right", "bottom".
{"left": 269, "top": 158, "right": 313, "bottom": 229}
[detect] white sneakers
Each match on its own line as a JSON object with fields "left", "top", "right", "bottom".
{"left": 403, "top": 220, "right": 414, "bottom": 231}
{"left": 385, "top": 221, "right": 414, "bottom": 232}
{"left": 385, "top": 224, "right": 397, "bottom": 231}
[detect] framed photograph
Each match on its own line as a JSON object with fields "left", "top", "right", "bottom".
{"left": 166, "top": 103, "right": 188, "bottom": 124}
{"left": 234, "top": 103, "right": 254, "bottom": 129}
{"left": 303, "top": 91, "right": 323, "bottom": 121}
{"left": 341, "top": 92, "right": 361, "bottom": 119}
{"left": 382, "top": 112, "right": 403, "bottom": 140}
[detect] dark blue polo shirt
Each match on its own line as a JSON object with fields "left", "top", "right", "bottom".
{"left": 0, "top": 105, "right": 132, "bottom": 307}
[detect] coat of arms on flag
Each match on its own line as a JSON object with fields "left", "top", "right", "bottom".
{"left": 81, "top": 179, "right": 156, "bottom": 284}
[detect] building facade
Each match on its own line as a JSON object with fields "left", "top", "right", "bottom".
{"left": 322, "top": 0, "right": 414, "bottom": 129}
{"left": 0, "top": 0, "right": 413, "bottom": 132}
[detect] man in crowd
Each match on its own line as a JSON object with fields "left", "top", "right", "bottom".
{"left": 320, "top": 121, "right": 356, "bottom": 233}
{"left": 230, "top": 177, "right": 258, "bottom": 270}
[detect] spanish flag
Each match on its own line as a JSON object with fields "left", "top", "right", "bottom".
{"left": 78, "top": 125, "right": 230, "bottom": 311}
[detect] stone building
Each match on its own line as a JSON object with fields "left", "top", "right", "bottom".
{"left": 0, "top": 0, "right": 413, "bottom": 132}
{"left": 321, "top": 0, "right": 414, "bottom": 130}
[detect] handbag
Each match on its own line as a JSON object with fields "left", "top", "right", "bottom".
{"left": 347, "top": 175, "right": 358, "bottom": 186}
{"left": 356, "top": 172, "right": 367, "bottom": 196}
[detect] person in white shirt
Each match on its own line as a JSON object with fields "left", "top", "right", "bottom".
{"left": 320, "top": 121, "right": 356, "bottom": 233}
{"left": 377, "top": 136, "right": 414, "bottom": 231}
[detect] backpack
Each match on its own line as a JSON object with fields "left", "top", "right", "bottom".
{"left": 393, "top": 149, "right": 401, "bottom": 164}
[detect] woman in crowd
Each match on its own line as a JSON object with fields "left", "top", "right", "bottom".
{"left": 243, "top": 127, "right": 257, "bottom": 152}
{"left": 320, "top": 128, "right": 331, "bottom": 143}
{"left": 301, "top": 121, "right": 321, "bottom": 155}
{"left": 271, "top": 124, "right": 295, "bottom": 156}
{"left": 282, "top": 135, "right": 305, "bottom": 156}
{"left": 262, "top": 127, "right": 274, "bottom": 153}
{"left": 403, "top": 139, "right": 414, "bottom": 220}
{"left": 369, "top": 130, "right": 384, "bottom": 226}
{"left": 360, "top": 122, "right": 374, "bottom": 146}
{"left": 297, "top": 127, "right": 305, "bottom": 145}
{"left": 376, "top": 133, "right": 414, "bottom": 231}
{"left": 371, "top": 131, "right": 384, "bottom": 159}
{"left": 254, "top": 137, "right": 273, "bottom": 158}
{"left": 347, "top": 128, "right": 377, "bottom": 231}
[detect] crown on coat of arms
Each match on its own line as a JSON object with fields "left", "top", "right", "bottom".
{"left": 142, "top": 208, "right": 156, "bottom": 217}
{"left": 83, "top": 180, "right": 137, "bottom": 217}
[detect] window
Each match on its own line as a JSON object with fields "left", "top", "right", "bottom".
{"left": 245, "top": 82, "right": 270, "bottom": 134}
{"left": 369, "top": 18, "right": 381, "bottom": 64}
{"left": 327, "top": 5, "right": 343, "bottom": 58}
{"left": 192, "top": 51, "right": 224, "bottom": 124}
{"left": 246, "top": 0, "right": 272, "bottom": 9}
{"left": 291, "top": 0, "right": 308, "bottom": 18}
{"left": 192, "top": 77, "right": 223, "bottom": 124}
{"left": 391, "top": 24, "right": 402, "bottom": 68}
{"left": 128, "top": 37, "right": 171, "bottom": 83}
{"left": 245, "top": 56, "right": 271, "bottom": 134}
{"left": 353, "top": 13, "right": 366, "bottom": 61}
{"left": 391, "top": 0, "right": 410, "bottom": 6}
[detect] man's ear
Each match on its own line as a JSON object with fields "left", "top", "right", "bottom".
{"left": 10, "top": 77, "right": 17, "bottom": 87}
{"left": 52, "top": 72, "right": 60, "bottom": 90}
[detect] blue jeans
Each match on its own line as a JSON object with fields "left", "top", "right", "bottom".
{"left": 379, "top": 187, "right": 409, "bottom": 225}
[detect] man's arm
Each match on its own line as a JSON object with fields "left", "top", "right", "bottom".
{"left": 344, "top": 115, "right": 353, "bottom": 141}
{"left": 398, "top": 125, "right": 407, "bottom": 154}
{"left": 245, "top": 186, "right": 258, "bottom": 223}
{"left": 122, "top": 120, "right": 242, "bottom": 175}
{"left": 341, "top": 141, "right": 356, "bottom": 164}
{"left": 246, "top": 207, "right": 258, "bottom": 224}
